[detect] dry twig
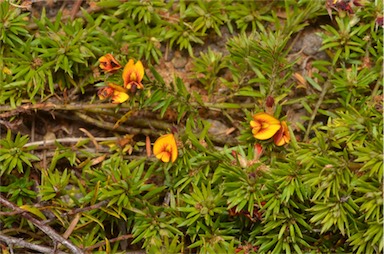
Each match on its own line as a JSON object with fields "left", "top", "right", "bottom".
{"left": 0, "top": 195, "right": 84, "bottom": 254}
{"left": 0, "top": 234, "right": 67, "bottom": 254}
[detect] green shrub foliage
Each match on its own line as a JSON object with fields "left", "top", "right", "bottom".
{"left": 0, "top": 0, "right": 382, "bottom": 253}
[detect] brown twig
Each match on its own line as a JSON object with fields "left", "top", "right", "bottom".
{"left": 42, "top": 200, "right": 109, "bottom": 225}
{"left": 0, "top": 227, "right": 44, "bottom": 240}
{"left": 0, "top": 102, "right": 119, "bottom": 115}
{"left": 0, "top": 102, "right": 241, "bottom": 146}
{"left": 0, "top": 101, "right": 256, "bottom": 115}
{"left": 79, "top": 127, "right": 101, "bottom": 150}
{"left": 63, "top": 214, "right": 81, "bottom": 240}
{"left": 0, "top": 234, "right": 67, "bottom": 254}
{"left": 0, "top": 210, "right": 24, "bottom": 216}
{"left": 0, "top": 195, "right": 84, "bottom": 254}
{"left": 70, "top": 0, "right": 83, "bottom": 21}
{"left": 23, "top": 137, "right": 118, "bottom": 148}
{"left": 68, "top": 200, "right": 109, "bottom": 216}
{"left": 74, "top": 111, "right": 155, "bottom": 136}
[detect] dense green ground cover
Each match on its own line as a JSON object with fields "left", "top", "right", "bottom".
{"left": 0, "top": 0, "right": 382, "bottom": 253}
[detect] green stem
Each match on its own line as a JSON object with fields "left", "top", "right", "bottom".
{"left": 371, "top": 71, "right": 383, "bottom": 100}
{"left": 304, "top": 81, "right": 331, "bottom": 142}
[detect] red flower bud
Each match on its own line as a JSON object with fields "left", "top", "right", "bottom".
{"left": 254, "top": 143, "right": 263, "bottom": 160}
{"left": 266, "top": 96, "right": 275, "bottom": 107}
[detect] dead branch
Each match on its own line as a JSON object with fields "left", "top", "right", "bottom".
{"left": 67, "top": 200, "right": 109, "bottom": 216}
{"left": 70, "top": 0, "right": 83, "bottom": 20}
{"left": 0, "top": 103, "right": 120, "bottom": 116}
{"left": 0, "top": 234, "right": 68, "bottom": 254}
{"left": 0, "top": 195, "right": 84, "bottom": 254}
{"left": 0, "top": 101, "right": 255, "bottom": 115}
{"left": 23, "top": 137, "right": 118, "bottom": 148}
{"left": 42, "top": 200, "right": 110, "bottom": 224}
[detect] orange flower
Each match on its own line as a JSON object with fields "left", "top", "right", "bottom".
{"left": 122, "top": 59, "right": 144, "bottom": 91}
{"left": 274, "top": 121, "right": 290, "bottom": 146}
{"left": 98, "top": 54, "right": 122, "bottom": 73}
{"left": 98, "top": 83, "right": 129, "bottom": 104}
{"left": 250, "top": 112, "right": 281, "bottom": 140}
{"left": 153, "top": 134, "right": 178, "bottom": 163}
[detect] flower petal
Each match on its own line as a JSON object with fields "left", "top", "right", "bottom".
{"left": 250, "top": 112, "right": 281, "bottom": 140}
{"left": 108, "top": 83, "right": 127, "bottom": 92}
{"left": 112, "top": 90, "right": 129, "bottom": 104}
{"left": 252, "top": 112, "right": 280, "bottom": 125}
{"left": 98, "top": 54, "right": 121, "bottom": 73}
{"left": 171, "top": 143, "right": 178, "bottom": 162}
{"left": 134, "top": 60, "right": 144, "bottom": 82}
{"left": 123, "top": 59, "right": 145, "bottom": 89}
{"left": 98, "top": 83, "right": 128, "bottom": 103}
{"left": 253, "top": 124, "right": 281, "bottom": 140}
{"left": 274, "top": 121, "right": 290, "bottom": 146}
{"left": 273, "top": 126, "right": 284, "bottom": 146}
{"left": 98, "top": 87, "right": 113, "bottom": 100}
{"left": 123, "top": 59, "right": 135, "bottom": 87}
{"left": 157, "top": 151, "right": 171, "bottom": 163}
{"left": 153, "top": 134, "right": 178, "bottom": 163}
{"left": 250, "top": 120, "right": 260, "bottom": 129}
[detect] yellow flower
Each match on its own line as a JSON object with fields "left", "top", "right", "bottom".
{"left": 122, "top": 59, "right": 144, "bottom": 91}
{"left": 98, "top": 83, "right": 129, "bottom": 104}
{"left": 250, "top": 112, "right": 281, "bottom": 140}
{"left": 98, "top": 54, "right": 122, "bottom": 73}
{"left": 274, "top": 121, "right": 291, "bottom": 146}
{"left": 153, "top": 134, "right": 178, "bottom": 163}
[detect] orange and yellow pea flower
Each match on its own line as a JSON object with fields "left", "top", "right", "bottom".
{"left": 153, "top": 134, "right": 178, "bottom": 163}
{"left": 274, "top": 121, "right": 290, "bottom": 146}
{"left": 98, "top": 54, "right": 122, "bottom": 73}
{"left": 250, "top": 112, "right": 281, "bottom": 140}
{"left": 122, "top": 59, "right": 144, "bottom": 91}
{"left": 98, "top": 83, "right": 129, "bottom": 104}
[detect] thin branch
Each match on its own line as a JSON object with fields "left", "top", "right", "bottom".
{"left": 43, "top": 200, "right": 110, "bottom": 224}
{"left": 70, "top": 0, "right": 83, "bottom": 20}
{"left": 0, "top": 195, "right": 84, "bottom": 254}
{"left": 67, "top": 200, "right": 109, "bottom": 216}
{"left": 304, "top": 81, "right": 331, "bottom": 142}
{"left": 23, "top": 137, "right": 118, "bottom": 148}
{"left": 84, "top": 234, "right": 133, "bottom": 252}
{"left": 0, "top": 234, "right": 67, "bottom": 254}
{"left": 0, "top": 210, "right": 24, "bottom": 216}
{"left": 0, "top": 101, "right": 256, "bottom": 115}
{"left": 74, "top": 112, "right": 155, "bottom": 136}
{"left": 371, "top": 70, "right": 383, "bottom": 100}
{"left": 1, "top": 102, "right": 241, "bottom": 146}
{"left": 79, "top": 127, "right": 101, "bottom": 150}
{"left": 0, "top": 102, "right": 119, "bottom": 115}
{"left": 63, "top": 214, "right": 81, "bottom": 240}
{"left": 0, "top": 228, "right": 43, "bottom": 240}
